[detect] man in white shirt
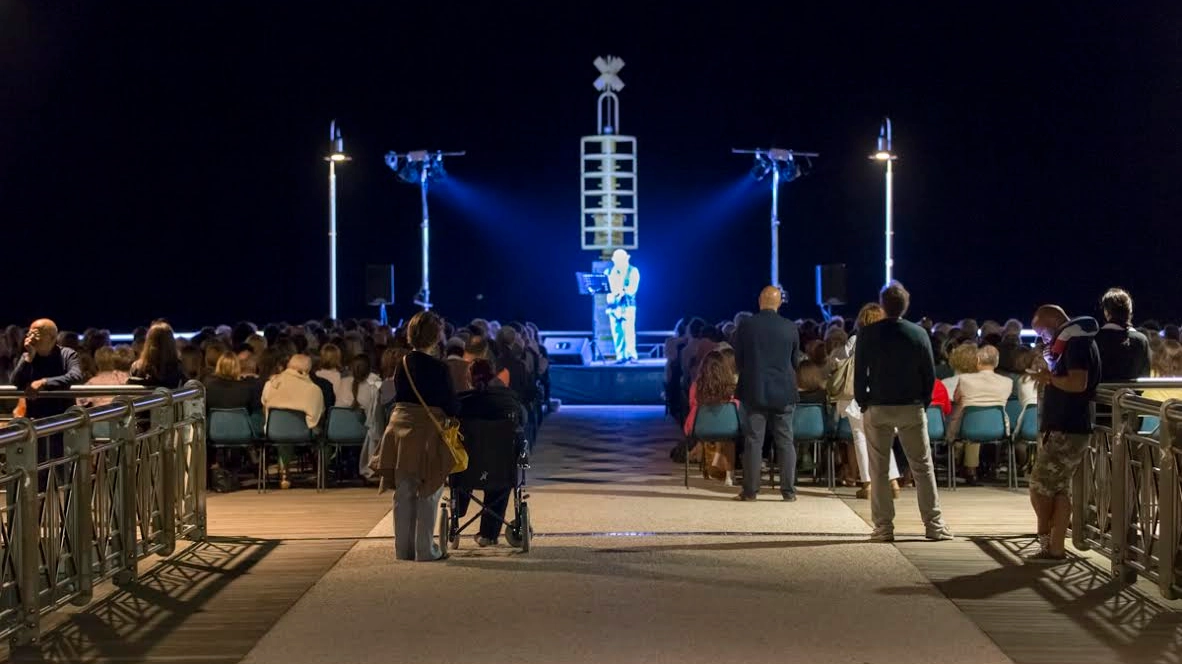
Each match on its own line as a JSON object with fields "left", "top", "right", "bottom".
{"left": 950, "top": 345, "right": 1014, "bottom": 485}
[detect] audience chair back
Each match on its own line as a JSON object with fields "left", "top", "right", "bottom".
{"left": 686, "top": 402, "right": 742, "bottom": 488}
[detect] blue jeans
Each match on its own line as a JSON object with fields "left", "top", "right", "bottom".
{"left": 742, "top": 405, "right": 796, "bottom": 496}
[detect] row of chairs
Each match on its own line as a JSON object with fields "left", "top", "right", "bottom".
{"left": 686, "top": 399, "right": 1041, "bottom": 491}
{"left": 207, "top": 407, "right": 370, "bottom": 491}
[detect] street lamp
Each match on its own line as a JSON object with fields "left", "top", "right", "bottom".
{"left": 325, "top": 120, "right": 351, "bottom": 320}
{"left": 732, "top": 147, "right": 818, "bottom": 290}
{"left": 384, "top": 149, "right": 465, "bottom": 310}
{"left": 870, "top": 117, "right": 897, "bottom": 285}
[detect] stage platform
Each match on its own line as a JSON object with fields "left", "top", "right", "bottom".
{"left": 550, "top": 358, "right": 665, "bottom": 405}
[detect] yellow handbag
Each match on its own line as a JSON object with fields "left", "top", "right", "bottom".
{"left": 403, "top": 356, "right": 468, "bottom": 474}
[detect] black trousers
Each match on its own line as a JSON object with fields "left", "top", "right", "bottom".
{"left": 455, "top": 488, "right": 511, "bottom": 541}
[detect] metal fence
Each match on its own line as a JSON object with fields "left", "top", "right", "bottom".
{"left": 0, "top": 383, "right": 206, "bottom": 646}
{"left": 1075, "top": 381, "right": 1182, "bottom": 600}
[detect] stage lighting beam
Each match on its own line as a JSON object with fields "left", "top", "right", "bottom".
{"left": 732, "top": 146, "right": 818, "bottom": 291}
{"left": 385, "top": 149, "right": 466, "bottom": 310}
{"left": 324, "top": 120, "right": 351, "bottom": 320}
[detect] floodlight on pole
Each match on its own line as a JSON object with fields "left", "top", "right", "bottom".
{"left": 869, "top": 117, "right": 897, "bottom": 285}
{"left": 324, "top": 120, "right": 351, "bottom": 320}
{"left": 384, "top": 149, "right": 466, "bottom": 310}
{"left": 733, "top": 147, "right": 818, "bottom": 291}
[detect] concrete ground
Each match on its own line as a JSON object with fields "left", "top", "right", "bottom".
{"left": 242, "top": 406, "right": 1013, "bottom": 664}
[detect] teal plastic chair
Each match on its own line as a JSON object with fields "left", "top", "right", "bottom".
{"left": 686, "top": 402, "right": 741, "bottom": 488}
{"left": 958, "top": 405, "right": 1013, "bottom": 490}
{"left": 263, "top": 408, "right": 314, "bottom": 492}
{"left": 1139, "top": 415, "right": 1161, "bottom": 436}
{"left": 1004, "top": 398, "right": 1022, "bottom": 436}
{"left": 926, "top": 407, "right": 951, "bottom": 489}
{"left": 208, "top": 408, "right": 258, "bottom": 490}
{"left": 834, "top": 417, "right": 853, "bottom": 443}
{"left": 791, "top": 403, "right": 831, "bottom": 489}
{"left": 322, "top": 407, "right": 369, "bottom": 491}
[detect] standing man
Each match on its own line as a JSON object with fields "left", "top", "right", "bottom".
{"left": 1028, "top": 304, "right": 1101, "bottom": 562}
{"left": 855, "top": 282, "right": 953, "bottom": 542}
{"left": 10, "top": 318, "right": 84, "bottom": 460}
{"left": 1095, "top": 288, "right": 1150, "bottom": 383}
{"left": 733, "top": 286, "right": 800, "bottom": 502}
{"left": 605, "top": 249, "right": 639, "bottom": 364}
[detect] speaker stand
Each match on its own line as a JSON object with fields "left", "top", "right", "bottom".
{"left": 818, "top": 303, "right": 834, "bottom": 323}
{"left": 376, "top": 302, "right": 388, "bottom": 326}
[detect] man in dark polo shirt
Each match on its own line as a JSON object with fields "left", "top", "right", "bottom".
{"left": 1028, "top": 304, "right": 1101, "bottom": 563}
{"left": 732, "top": 286, "right": 800, "bottom": 502}
{"left": 855, "top": 281, "right": 953, "bottom": 542}
{"left": 1095, "top": 288, "right": 1150, "bottom": 383}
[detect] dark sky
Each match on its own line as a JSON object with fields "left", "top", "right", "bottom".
{"left": 3, "top": 3, "right": 1180, "bottom": 333}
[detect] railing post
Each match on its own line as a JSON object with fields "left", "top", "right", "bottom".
{"left": 63, "top": 407, "right": 94, "bottom": 606}
{"left": 1160, "top": 399, "right": 1179, "bottom": 600}
{"left": 1110, "top": 389, "right": 1131, "bottom": 581}
{"left": 153, "top": 390, "right": 177, "bottom": 557}
{"left": 7, "top": 420, "right": 41, "bottom": 647}
{"left": 182, "top": 393, "right": 208, "bottom": 540}
{"left": 112, "top": 398, "right": 138, "bottom": 586}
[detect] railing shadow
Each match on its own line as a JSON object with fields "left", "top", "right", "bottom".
{"left": 5, "top": 536, "right": 278, "bottom": 663}
{"left": 934, "top": 536, "right": 1182, "bottom": 664}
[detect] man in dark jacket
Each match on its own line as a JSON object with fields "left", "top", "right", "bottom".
{"left": 855, "top": 282, "right": 953, "bottom": 542}
{"left": 1095, "top": 288, "right": 1150, "bottom": 383}
{"left": 733, "top": 286, "right": 800, "bottom": 501}
{"left": 10, "top": 318, "right": 84, "bottom": 461}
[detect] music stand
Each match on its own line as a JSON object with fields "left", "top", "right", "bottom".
{"left": 576, "top": 272, "right": 610, "bottom": 296}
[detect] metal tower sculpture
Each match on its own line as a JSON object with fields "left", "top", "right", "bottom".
{"left": 580, "top": 56, "right": 638, "bottom": 360}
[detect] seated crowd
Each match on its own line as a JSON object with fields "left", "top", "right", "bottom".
{"left": 1, "top": 314, "right": 551, "bottom": 497}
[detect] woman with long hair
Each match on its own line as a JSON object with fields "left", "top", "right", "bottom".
{"left": 684, "top": 349, "right": 739, "bottom": 485}
{"left": 130, "top": 322, "right": 185, "bottom": 388}
{"left": 372, "top": 311, "right": 457, "bottom": 562}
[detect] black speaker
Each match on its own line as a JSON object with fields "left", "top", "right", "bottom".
{"left": 544, "top": 337, "right": 593, "bottom": 366}
{"left": 815, "top": 264, "right": 847, "bottom": 306}
{"left": 366, "top": 265, "right": 394, "bottom": 305}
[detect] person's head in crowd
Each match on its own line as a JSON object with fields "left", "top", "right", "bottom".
{"left": 496, "top": 326, "right": 521, "bottom": 356}
{"left": 757, "top": 285, "right": 783, "bottom": 312}
{"left": 341, "top": 319, "right": 359, "bottom": 333}
{"left": 245, "top": 334, "right": 266, "bottom": 357}
{"left": 855, "top": 303, "right": 886, "bottom": 331}
{"left": 733, "top": 311, "right": 753, "bottom": 331}
{"left": 976, "top": 344, "right": 1001, "bottom": 372}
{"left": 918, "top": 317, "right": 934, "bottom": 332}
{"left": 83, "top": 329, "right": 111, "bottom": 355}
{"left": 214, "top": 351, "right": 241, "bottom": 380}
{"left": 716, "top": 345, "right": 737, "bottom": 380}
{"left": 1164, "top": 325, "right": 1182, "bottom": 342}
{"left": 94, "top": 345, "right": 118, "bottom": 374}
{"left": 828, "top": 315, "right": 846, "bottom": 331}
{"left": 696, "top": 350, "right": 736, "bottom": 404}
{"left": 469, "top": 358, "right": 499, "bottom": 390}
{"left": 1031, "top": 305, "right": 1070, "bottom": 345}
{"left": 721, "top": 322, "right": 737, "bottom": 342}
{"left": 1013, "top": 345, "right": 1045, "bottom": 377}
{"left": 702, "top": 326, "right": 725, "bottom": 344}
{"left": 407, "top": 311, "right": 444, "bottom": 354}
{"left": 273, "top": 337, "right": 298, "bottom": 360}
{"left": 957, "top": 318, "right": 979, "bottom": 340}
{"left": 464, "top": 335, "right": 490, "bottom": 362}
{"left": 291, "top": 333, "right": 309, "bottom": 354}
{"left": 78, "top": 351, "right": 97, "bottom": 380}
{"left": 688, "top": 318, "right": 707, "bottom": 339}
{"left": 348, "top": 354, "right": 372, "bottom": 405}
{"left": 824, "top": 326, "right": 848, "bottom": 356}
{"left": 1100, "top": 288, "right": 1134, "bottom": 327}
{"left": 238, "top": 350, "right": 259, "bottom": 377}
{"left": 137, "top": 322, "right": 181, "bottom": 381}
{"left": 180, "top": 345, "right": 203, "bottom": 380}
{"left": 980, "top": 320, "right": 1003, "bottom": 338}
{"left": 796, "top": 359, "right": 825, "bottom": 393}
{"left": 879, "top": 281, "right": 911, "bottom": 319}
{"left": 932, "top": 334, "right": 949, "bottom": 367}
{"left": 131, "top": 326, "right": 148, "bottom": 356}
{"left": 320, "top": 343, "right": 343, "bottom": 372}
{"left": 1004, "top": 319, "right": 1024, "bottom": 337}
{"left": 672, "top": 318, "right": 688, "bottom": 339}
{"left": 1152, "top": 339, "right": 1182, "bottom": 378}
{"left": 231, "top": 322, "right": 256, "bottom": 347}
{"left": 203, "top": 341, "right": 227, "bottom": 374}
{"left": 804, "top": 339, "right": 827, "bottom": 366}
{"left": 113, "top": 345, "right": 135, "bottom": 371}
{"left": 933, "top": 322, "right": 953, "bottom": 335}
{"left": 981, "top": 332, "right": 1003, "bottom": 348}
{"left": 1142, "top": 319, "right": 1162, "bottom": 335}
{"left": 380, "top": 346, "right": 405, "bottom": 380}
{"left": 445, "top": 337, "right": 466, "bottom": 358}
{"left": 258, "top": 347, "right": 287, "bottom": 378}
{"left": 23, "top": 319, "right": 60, "bottom": 357}
{"left": 287, "top": 354, "right": 312, "bottom": 376}
{"left": 262, "top": 324, "right": 281, "bottom": 347}
{"left": 949, "top": 342, "right": 980, "bottom": 376}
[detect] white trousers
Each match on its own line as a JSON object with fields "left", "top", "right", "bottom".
{"left": 839, "top": 401, "right": 900, "bottom": 482}
{"left": 608, "top": 306, "right": 637, "bottom": 361}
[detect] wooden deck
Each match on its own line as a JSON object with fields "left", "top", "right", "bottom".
{"left": 839, "top": 484, "right": 1182, "bottom": 664}
{"left": 3, "top": 487, "right": 391, "bottom": 664}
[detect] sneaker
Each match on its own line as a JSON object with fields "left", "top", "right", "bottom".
{"left": 855, "top": 485, "right": 870, "bottom": 500}
{"left": 870, "top": 527, "right": 895, "bottom": 542}
{"left": 925, "top": 525, "right": 955, "bottom": 541}
{"left": 723, "top": 472, "right": 734, "bottom": 487}
{"left": 474, "top": 536, "right": 495, "bottom": 548}
{"left": 1024, "top": 549, "right": 1067, "bottom": 564}
{"left": 782, "top": 493, "right": 797, "bottom": 502}
{"left": 733, "top": 493, "right": 757, "bottom": 502}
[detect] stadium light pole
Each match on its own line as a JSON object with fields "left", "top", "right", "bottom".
{"left": 732, "top": 147, "right": 818, "bottom": 291}
{"left": 871, "top": 117, "right": 897, "bottom": 285}
{"left": 325, "top": 121, "right": 350, "bottom": 320}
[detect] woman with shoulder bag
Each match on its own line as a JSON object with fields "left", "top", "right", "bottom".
{"left": 372, "top": 311, "right": 460, "bottom": 562}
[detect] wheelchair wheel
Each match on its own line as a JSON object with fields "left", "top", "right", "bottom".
{"left": 519, "top": 503, "right": 532, "bottom": 553}
{"left": 438, "top": 506, "right": 450, "bottom": 557}
{"left": 505, "top": 518, "right": 523, "bottom": 548}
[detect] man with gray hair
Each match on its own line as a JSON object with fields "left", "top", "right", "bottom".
{"left": 949, "top": 344, "right": 1016, "bottom": 485}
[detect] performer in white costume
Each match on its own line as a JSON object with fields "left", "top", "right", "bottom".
{"left": 605, "top": 249, "right": 640, "bottom": 363}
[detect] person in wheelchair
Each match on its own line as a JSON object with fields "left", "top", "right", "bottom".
{"left": 455, "top": 359, "right": 527, "bottom": 547}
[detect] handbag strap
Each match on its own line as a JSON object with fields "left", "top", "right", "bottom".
{"left": 403, "top": 354, "right": 447, "bottom": 436}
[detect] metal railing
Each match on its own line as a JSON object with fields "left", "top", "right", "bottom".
{"left": 1074, "top": 381, "right": 1182, "bottom": 599}
{"left": 0, "top": 382, "right": 206, "bottom": 646}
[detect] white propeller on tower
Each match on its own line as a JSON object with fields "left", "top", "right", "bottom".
{"left": 593, "top": 56, "right": 626, "bottom": 92}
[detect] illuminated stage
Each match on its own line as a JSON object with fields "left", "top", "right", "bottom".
{"left": 549, "top": 358, "right": 665, "bottom": 406}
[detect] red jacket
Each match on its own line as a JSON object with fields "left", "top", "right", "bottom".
{"left": 931, "top": 380, "right": 952, "bottom": 416}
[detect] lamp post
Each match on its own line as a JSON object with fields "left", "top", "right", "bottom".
{"left": 732, "top": 147, "right": 818, "bottom": 290}
{"left": 325, "top": 120, "right": 350, "bottom": 320}
{"left": 871, "top": 117, "right": 897, "bottom": 285}
{"left": 385, "top": 149, "right": 465, "bottom": 310}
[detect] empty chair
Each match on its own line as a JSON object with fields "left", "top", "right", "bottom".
{"left": 685, "top": 402, "right": 741, "bottom": 488}
{"left": 323, "top": 407, "right": 368, "bottom": 491}
{"left": 790, "top": 403, "right": 830, "bottom": 489}
{"left": 957, "top": 405, "right": 1012, "bottom": 489}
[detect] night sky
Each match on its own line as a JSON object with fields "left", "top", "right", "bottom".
{"left": 3, "top": 3, "right": 1180, "bottom": 333}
